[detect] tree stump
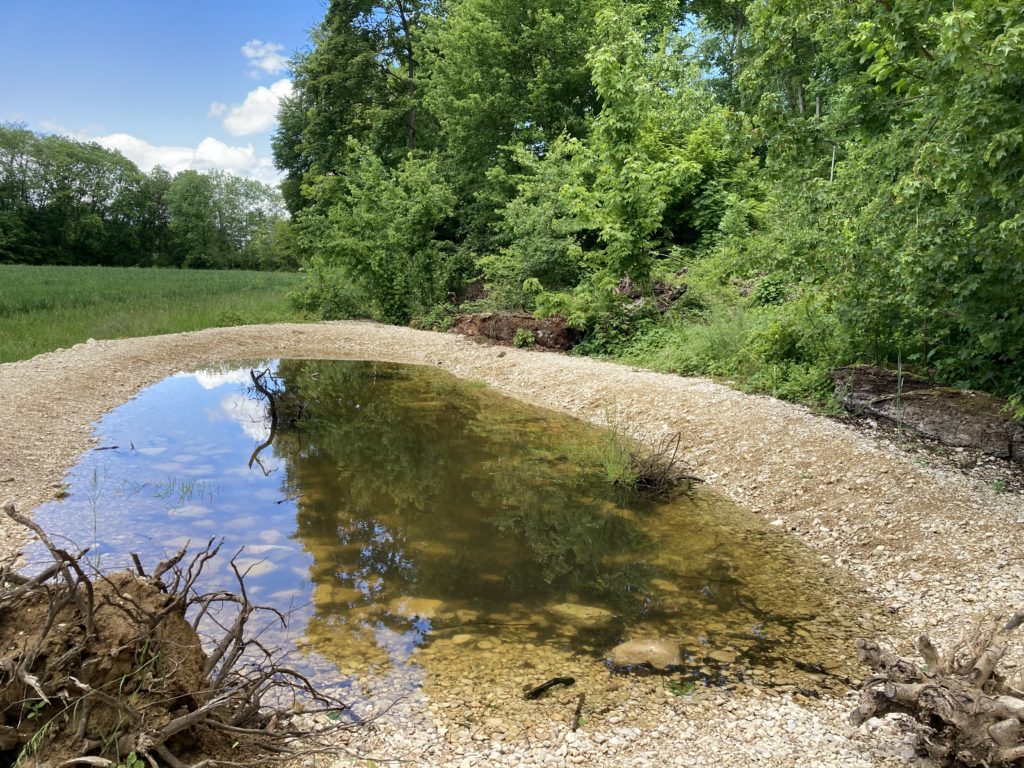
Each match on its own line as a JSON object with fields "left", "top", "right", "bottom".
{"left": 851, "top": 613, "right": 1024, "bottom": 765}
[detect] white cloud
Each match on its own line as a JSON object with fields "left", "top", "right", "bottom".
{"left": 208, "top": 102, "right": 227, "bottom": 118}
{"left": 187, "top": 369, "right": 254, "bottom": 390}
{"left": 221, "top": 393, "right": 272, "bottom": 442}
{"left": 91, "top": 133, "right": 280, "bottom": 184}
{"left": 242, "top": 39, "right": 288, "bottom": 75}
{"left": 216, "top": 79, "right": 293, "bottom": 137}
{"left": 38, "top": 119, "right": 72, "bottom": 133}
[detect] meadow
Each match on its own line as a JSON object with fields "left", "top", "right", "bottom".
{"left": 0, "top": 265, "right": 304, "bottom": 363}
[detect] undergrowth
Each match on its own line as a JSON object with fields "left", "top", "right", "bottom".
{"left": 609, "top": 280, "right": 846, "bottom": 411}
{"left": 589, "top": 409, "right": 696, "bottom": 496}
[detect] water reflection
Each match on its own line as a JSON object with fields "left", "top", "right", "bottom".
{"left": 28, "top": 359, "right": 874, "bottom": 702}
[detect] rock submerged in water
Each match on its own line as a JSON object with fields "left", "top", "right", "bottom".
{"left": 608, "top": 638, "right": 683, "bottom": 672}
{"left": 388, "top": 596, "right": 446, "bottom": 620}
{"left": 547, "top": 602, "right": 615, "bottom": 627}
{"left": 707, "top": 649, "right": 738, "bottom": 665}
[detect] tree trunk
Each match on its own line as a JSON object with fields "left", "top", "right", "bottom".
{"left": 396, "top": 0, "right": 417, "bottom": 150}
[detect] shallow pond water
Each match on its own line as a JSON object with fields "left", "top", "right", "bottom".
{"left": 29, "top": 359, "right": 875, "bottom": 704}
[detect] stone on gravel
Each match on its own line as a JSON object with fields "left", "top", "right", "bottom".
{"left": 608, "top": 638, "right": 683, "bottom": 671}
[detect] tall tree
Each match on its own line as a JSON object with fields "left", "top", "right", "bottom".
{"left": 272, "top": 0, "right": 437, "bottom": 215}
{"left": 315, "top": 139, "right": 456, "bottom": 323}
{"left": 422, "top": 0, "right": 603, "bottom": 181}
{"left": 0, "top": 124, "right": 41, "bottom": 262}
{"left": 165, "top": 171, "right": 219, "bottom": 268}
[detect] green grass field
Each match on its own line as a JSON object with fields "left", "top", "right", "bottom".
{"left": 0, "top": 265, "right": 305, "bottom": 363}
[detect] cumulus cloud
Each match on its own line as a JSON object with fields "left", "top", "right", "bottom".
{"left": 216, "top": 79, "right": 292, "bottom": 136}
{"left": 91, "top": 133, "right": 280, "bottom": 184}
{"left": 242, "top": 39, "right": 288, "bottom": 75}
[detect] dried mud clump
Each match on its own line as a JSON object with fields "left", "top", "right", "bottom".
{"left": 452, "top": 312, "right": 582, "bottom": 351}
{"left": 0, "top": 572, "right": 206, "bottom": 761}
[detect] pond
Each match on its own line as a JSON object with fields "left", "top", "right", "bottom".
{"left": 28, "top": 359, "right": 875, "bottom": 708}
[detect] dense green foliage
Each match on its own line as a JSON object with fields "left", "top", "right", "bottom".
{"left": 277, "top": 0, "right": 1024, "bottom": 408}
{"left": 0, "top": 125, "right": 296, "bottom": 270}
{"left": 0, "top": 265, "right": 301, "bottom": 363}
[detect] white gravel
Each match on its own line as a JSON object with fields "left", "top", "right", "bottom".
{"left": 1, "top": 321, "right": 1021, "bottom": 767}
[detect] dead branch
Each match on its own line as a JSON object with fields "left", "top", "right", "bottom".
{"left": 524, "top": 676, "right": 576, "bottom": 700}
{"left": 571, "top": 692, "right": 586, "bottom": 731}
{"left": 250, "top": 368, "right": 279, "bottom": 424}
{"left": 602, "top": 424, "right": 701, "bottom": 497}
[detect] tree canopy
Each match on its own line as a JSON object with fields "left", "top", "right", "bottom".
{"left": 273, "top": 0, "right": 1024, "bottom": 407}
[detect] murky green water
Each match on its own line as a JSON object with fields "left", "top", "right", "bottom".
{"left": 29, "top": 360, "right": 874, "bottom": 702}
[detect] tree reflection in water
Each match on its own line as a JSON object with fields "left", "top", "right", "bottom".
{"left": 266, "top": 361, "right": 668, "bottom": 640}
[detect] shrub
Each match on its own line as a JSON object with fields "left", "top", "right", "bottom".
{"left": 288, "top": 260, "right": 373, "bottom": 320}
{"left": 512, "top": 327, "right": 536, "bottom": 348}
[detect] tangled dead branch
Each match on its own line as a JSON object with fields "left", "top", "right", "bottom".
{"left": 852, "top": 613, "right": 1024, "bottom": 766}
{"left": 596, "top": 416, "right": 699, "bottom": 497}
{"left": 1, "top": 501, "right": 359, "bottom": 767}
{"left": 247, "top": 368, "right": 308, "bottom": 476}
{"left": 622, "top": 431, "right": 699, "bottom": 495}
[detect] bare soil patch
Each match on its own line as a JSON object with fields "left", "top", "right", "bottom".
{"left": 1, "top": 321, "right": 1022, "bottom": 767}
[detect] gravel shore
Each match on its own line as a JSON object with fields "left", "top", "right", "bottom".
{"left": 1, "top": 321, "right": 1021, "bottom": 767}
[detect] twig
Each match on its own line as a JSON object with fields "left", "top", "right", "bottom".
{"left": 4, "top": 501, "right": 95, "bottom": 636}
{"left": 524, "top": 677, "right": 576, "bottom": 700}
{"left": 130, "top": 552, "right": 147, "bottom": 577}
{"left": 571, "top": 692, "right": 586, "bottom": 731}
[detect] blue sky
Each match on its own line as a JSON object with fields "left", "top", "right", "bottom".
{"left": 0, "top": 0, "right": 326, "bottom": 183}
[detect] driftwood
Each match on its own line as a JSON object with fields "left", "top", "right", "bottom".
{"left": 852, "top": 613, "right": 1024, "bottom": 766}
{"left": 1, "top": 501, "right": 359, "bottom": 767}
{"left": 830, "top": 365, "right": 1024, "bottom": 464}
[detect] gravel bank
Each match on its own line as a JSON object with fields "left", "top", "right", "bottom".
{"left": 1, "top": 321, "right": 1021, "bottom": 767}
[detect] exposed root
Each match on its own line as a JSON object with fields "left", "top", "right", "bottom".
{"left": 852, "top": 613, "right": 1024, "bottom": 766}
{"left": 1, "top": 501, "right": 360, "bottom": 767}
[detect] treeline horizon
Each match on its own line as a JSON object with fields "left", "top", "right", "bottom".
{"left": 0, "top": 124, "right": 297, "bottom": 271}
{"left": 272, "top": 0, "right": 1024, "bottom": 410}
